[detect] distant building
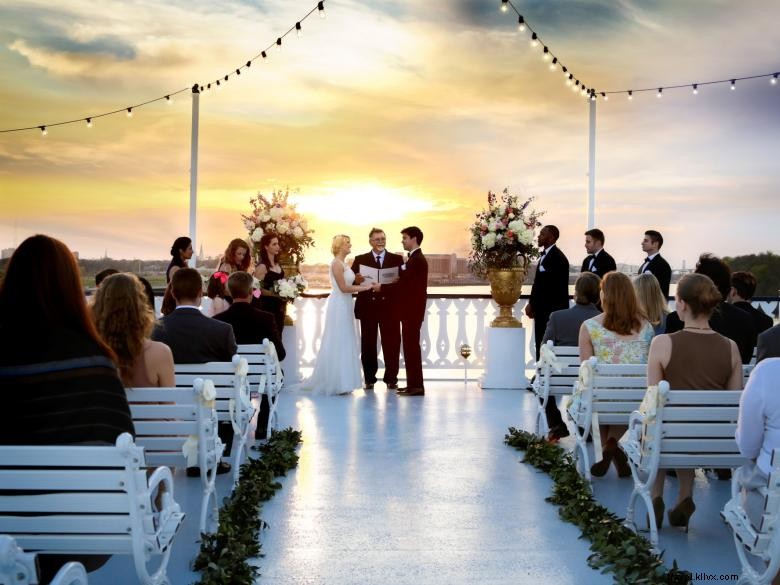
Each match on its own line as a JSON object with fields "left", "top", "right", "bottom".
{"left": 1, "top": 247, "right": 15, "bottom": 259}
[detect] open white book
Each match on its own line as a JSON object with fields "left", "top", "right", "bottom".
{"left": 359, "top": 264, "right": 399, "bottom": 285}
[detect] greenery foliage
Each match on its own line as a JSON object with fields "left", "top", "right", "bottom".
{"left": 723, "top": 252, "right": 780, "bottom": 297}
{"left": 504, "top": 427, "right": 692, "bottom": 585}
{"left": 194, "top": 428, "right": 302, "bottom": 585}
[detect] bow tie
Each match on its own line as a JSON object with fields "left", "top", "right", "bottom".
{"left": 644, "top": 257, "right": 651, "bottom": 263}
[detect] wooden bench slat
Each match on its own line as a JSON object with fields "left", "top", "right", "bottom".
{"left": 0, "top": 514, "right": 132, "bottom": 534}
{"left": 174, "top": 374, "right": 236, "bottom": 386}
{"left": 662, "top": 423, "right": 738, "bottom": 437}
{"left": 0, "top": 470, "right": 126, "bottom": 491}
{"left": 661, "top": 407, "right": 739, "bottom": 421}
{"left": 665, "top": 391, "right": 743, "bottom": 405}
{"left": 11, "top": 534, "right": 136, "bottom": 554}
{"left": 135, "top": 438, "right": 191, "bottom": 451}
{"left": 661, "top": 439, "right": 742, "bottom": 452}
{"left": 127, "top": 388, "right": 198, "bottom": 402}
{"left": 659, "top": 454, "right": 746, "bottom": 468}
{"left": 134, "top": 421, "right": 198, "bottom": 435}
{"left": 0, "top": 448, "right": 131, "bottom": 467}
{"left": 0, "top": 493, "right": 131, "bottom": 514}
{"left": 130, "top": 405, "right": 197, "bottom": 419}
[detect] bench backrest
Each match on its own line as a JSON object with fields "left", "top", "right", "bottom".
{"left": 174, "top": 356, "right": 250, "bottom": 426}
{"left": 647, "top": 382, "right": 745, "bottom": 470}
{"left": 237, "top": 341, "right": 283, "bottom": 397}
{"left": 536, "top": 342, "right": 580, "bottom": 399}
{"left": 0, "top": 434, "right": 157, "bottom": 555}
{"left": 125, "top": 381, "right": 220, "bottom": 469}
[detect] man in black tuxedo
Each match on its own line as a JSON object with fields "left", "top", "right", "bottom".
{"left": 665, "top": 254, "right": 756, "bottom": 364}
{"left": 638, "top": 230, "right": 672, "bottom": 298}
{"left": 374, "top": 226, "right": 428, "bottom": 396}
{"left": 525, "top": 225, "right": 571, "bottom": 360}
{"left": 152, "top": 267, "right": 237, "bottom": 475}
{"left": 214, "top": 271, "right": 285, "bottom": 441}
{"left": 728, "top": 271, "right": 773, "bottom": 336}
{"left": 351, "top": 228, "right": 404, "bottom": 390}
{"left": 580, "top": 228, "right": 616, "bottom": 277}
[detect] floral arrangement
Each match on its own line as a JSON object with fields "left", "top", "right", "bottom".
{"left": 273, "top": 274, "right": 308, "bottom": 300}
{"left": 242, "top": 189, "right": 315, "bottom": 265}
{"left": 467, "top": 188, "right": 543, "bottom": 278}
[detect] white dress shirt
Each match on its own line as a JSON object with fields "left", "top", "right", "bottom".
{"left": 640, "top": 252, "right": 659, "bottom": 273}
{"left": 736, "top": 358, "right": 780, "bottom": 475}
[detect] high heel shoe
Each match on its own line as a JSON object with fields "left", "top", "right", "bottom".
{"left": 590, "top": 437, "right": 617, "bottom": 477}
{"left": 651, "top": 497, "right": 665, "bottom": 530}
{"left": 612, "top": 446, "right": 631, "bottom": 478}
{"left": 668, "top": 497, "right": 696, "bottom": 531}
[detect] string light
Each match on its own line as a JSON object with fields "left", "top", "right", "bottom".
{"left": 772, "top": 73, "right": 778, "bottom": 85}
{"left": 530, "top": 32, "right": 538, "bottom": 47}
{"left": 730, "top": 79, "right": 736, "bottom": 90}
{"left": 692, "top": 84, "right": 698, "bottom": 95}
{"left": 600, "top": 72, "right": 779, "bottom": 101}
{"left": 542, "top": 46, "right": 550, "bottom": 61}
{"left": 657, "top": 88, "right": 663, "bottom": 98}
{"left": 627, "top": 90, "right": 633, "bottom": 100}
{"left": 550, "top": 57, "right": 558, "bottom": 70}
{"left": 517, "top": 15, "right": 525, "bottom": 32}
{"left": 501, "top": 0, "right": 509, "bottom": 13}
{"left": 0, "top": 1, "right": 325, "bottom": 134}
{"left": 296, "top": 22, "right": 302, "bottom": 37}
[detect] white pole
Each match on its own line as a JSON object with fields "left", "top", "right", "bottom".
{"left": 587, "top": 98, "right": 596, "bottom": 229}
{"left": 188, "top": 84, "right": 200, "bottom": 268}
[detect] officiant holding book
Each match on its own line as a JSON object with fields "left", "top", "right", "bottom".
{"left": 351, "top": 228, "right": 403, "bottom": 390}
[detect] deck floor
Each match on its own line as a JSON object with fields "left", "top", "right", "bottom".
{"left": 92, "top": 382, "right": 743, "bottom": 584}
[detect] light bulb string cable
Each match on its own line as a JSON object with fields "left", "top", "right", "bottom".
{"left": 0, "top": 1, "right": 324, "bottom": 133}
{"left": 602, "top": 71, "right": 779, "bottom": 95}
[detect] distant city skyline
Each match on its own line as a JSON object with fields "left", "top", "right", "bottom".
{"left": 1, "top": 1, "right": 778, "bottom": 265}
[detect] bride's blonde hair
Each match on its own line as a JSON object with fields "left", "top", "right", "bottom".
{"left": 331, "top": 235, "right": 350, "bottom": 255}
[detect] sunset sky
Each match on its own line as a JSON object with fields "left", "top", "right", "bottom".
{"left": 1, "top": 0, "right": 778, "bottom": 268}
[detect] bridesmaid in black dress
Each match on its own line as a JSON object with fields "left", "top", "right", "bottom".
{"left": 253, "top": 233, "right": 287, "bottom": 333}
{"left": 166, "top": 236, "right": 192, "bottom": 283}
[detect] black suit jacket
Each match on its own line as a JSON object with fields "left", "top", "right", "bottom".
{"left": 665, "top": 301, "right": 756, "bottom": 364}
{"left": 580, "top": 249, "right": 616, "bottom": 277}
{"left": 351, "top": 251, "right": 404, "bottom": 321}
{"left": 384, "top": 249, "right": 428, "bottom": 323}
{"left": 152, "top": 307, "right": 237, "bottom": 364}
{"left": 638, "top": 254, "right": 672, "bottom": 298}
{"left": 213, "top": 301, "right": 286, "bottom": 361}
{"left": 757, "top": 324, "right": 780, "bottom": 363}
{"left": 530, "top": 245, "right": 570, "bottom": 318}
{"left": 733, "top": 301, "right": 773, "bottom": 336}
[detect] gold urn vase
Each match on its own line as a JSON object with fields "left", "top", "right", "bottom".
{"left": 279, "top": 256, "right": 298, "bottom": 326}
{"left": 486, "top": 265, "right": 527, "bottom": 328}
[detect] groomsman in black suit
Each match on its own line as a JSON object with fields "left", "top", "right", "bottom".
{"left": 580, "top": 228, "right": 616, "bottom": 277}
{"left": 525, "top": 225, "right": 571, "bottom": 360}
{"left": 638, "top": 230, "right": 672, "bottom": 298}
{"left": 351, "top": 228, "right": 404, "bottom": 390}
{"left": 728, "top": 271, "right": 773, "bottom": 336}
{"left": 374, "top": 226, "right": 428, "bottom": 396}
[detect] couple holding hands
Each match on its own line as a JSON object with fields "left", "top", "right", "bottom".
{"left": 299, "top": 226, "right": 428, "bottom": 396}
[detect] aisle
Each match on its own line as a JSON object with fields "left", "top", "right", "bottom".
{"left": 255, "top": 383, "right": 612, "bottom": 585}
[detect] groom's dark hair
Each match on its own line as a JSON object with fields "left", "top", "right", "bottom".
{"left": 401, "top": 226, "right": 423, "bottom": 245}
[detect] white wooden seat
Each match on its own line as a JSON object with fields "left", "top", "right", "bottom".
{"left": 0, "top": 434, "right": 184, "bottom": 585}
{"left": 126, "top": 379, "right": 222, "bottom": 533}
{"left": 174, "top": 356, "right": 252, "bottom": 486}
{"left": 565, "top": 357, "right": 647, "bottom": 481}
{"left": 532, "top": 342, "right": 580, "bottom": 437}
{"left": 0, "top": 535, "right": 88, "bottom": 585}
{"left": 620, "top": 381, "right": 746, "bottom": 550}
{"left": 721, "top": 449, "right": 780, "bottom": 585}
{"left": 237, "top": 342, "right": 284, "bottom": 440}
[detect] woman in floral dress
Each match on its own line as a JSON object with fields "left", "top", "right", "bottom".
{"left": 578, "top": 271, "right": 654, "bottom": 477}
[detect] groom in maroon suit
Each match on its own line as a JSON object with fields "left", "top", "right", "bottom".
{"left": 373, "top": 226, "right": 428, "bottom": 396}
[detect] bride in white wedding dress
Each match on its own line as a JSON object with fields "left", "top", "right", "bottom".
{"left": 300, "top": 235, "right": 372, "bottom": 395}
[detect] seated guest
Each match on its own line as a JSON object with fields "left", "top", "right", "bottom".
{"left": 648, "top": 273, "right": 742, "bottom": 531}
{"left": 541, "top": 272, "right": 601, "bottom": 441}
{"left": 0, "top": 235, "right": 134, "bottom": 582}
{"left": 757, "top": 324, "right": 780, "bottom": 363}
{"left": 95, "top": 267, "right": 119, "bottom": 287}
{"left": 735, "top": 358, "right": 780, "bottom": 585}
{"left": 214, "top": 271, "right": 285, "bottom": 441}
{"left": 202, "top": 271, "right": 231, "bottom": 317}
{"left": 633, "top": 272, "right": 669, "bottom": 335}
{"left": 666, "top": 254, "right": 756, "bottom": 364}
{"left": 152, "top": 267, "right": 237, "bottom": 475}
{"left": 579, "top": 271, "right": 654, "bottom": 477}
{"left": 728, "top": 271, "right": 773, "bottom": 336}
{"left": 92, "top": 273, "right": 174, "bottom": 387}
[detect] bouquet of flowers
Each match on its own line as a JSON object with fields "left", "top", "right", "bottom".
{"left": 273, "top": 274, "right": 308, "bottom": 300}
{"left": 467, "top": 188, "right": 543, "bottom": 279}
{"left": 242, "top": 189, "right": 315, "bottom": 265}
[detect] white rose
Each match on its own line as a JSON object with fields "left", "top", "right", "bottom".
{"left": 261, "top": 213, "right": 271, "bottom": 222}
{"left": 517, "top": 228, "right": 534, "bottom": 245}
{"left": 277, "top": 221, "right": 290, "bottom": 234}
{"left": 270, "top": 207, "right": 284, "bottom": 220}
{"left": 243, "top": 219, "right": 255, "bottom": 231}
{"left": 482, "top": 233, "right": 497, "bottom": 249}
{"left": 508, "top": 219, "right": 524, "bottom": 233}
{"left": 251, "top": 227, "right": 264, "bottom": 242}
{"left": 496, "top": 233, "right": 503, "bottom": 241}
{"left": 488, "top": 220, "right": 497, "bottom": 233}
{"left": 293, "top": 226, "right": 304, "bottom": 238}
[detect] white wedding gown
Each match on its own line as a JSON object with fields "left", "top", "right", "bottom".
{"left": 299, "top": 260, "right": 363, "bottom": 395}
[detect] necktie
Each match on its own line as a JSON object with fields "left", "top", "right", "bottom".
{"left": 375, "top": 254, "right": 382, "bottom": 268}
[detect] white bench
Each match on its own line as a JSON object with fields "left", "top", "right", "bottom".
{"left": 620, "top": 381, "right": 746, "bottom": 550}
{"left": 0, "top": 434, "right": 184, "bottom": 585}
{"left": 532, "top": 343, "right": 580, "bottom": 437}
{"left": 721, "top": 449, "right": 780, "bottom": 585}
{"left": 565, "top": 357, "right": 647, "bottom": 481}
{"left": 174, "top": 356, "right": 253, "bottom": 486}
{"left": 0, "top": 535, "right": 88, "bottom": 585}
{"left": 237, "top": 342, "right": 284, "bottom": 440}
{"left": 126, "top": 379, "right": 222, "bottom": 533}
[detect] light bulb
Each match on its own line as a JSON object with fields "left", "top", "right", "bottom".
{"left": 772, "top": 74, "right": 778, "bottom": 85}
{"left": 730, "top": 79, "right": 736, "bottom": 90}
{"left": 627, "top": 91, "right": 633, "bottom": 100}
{"left": 517, "top": 16, "right": 525, "bottom": 31}
{"left": 261, "top": 51, "right": 267, "bottom": 61}
{"left": 530, "top": 32, "right": 538, "bottom": 47}
{"left": 692, "top": 84, "right": 698, "bottom": 95}
{"left": 318, "top": 1, "right": 325, "bottom": 18}
{"left": 296, "top": 22, "right": 302, "bottom": 38}
{"left": 86, "top": 118, "right": 92, "bottom": 128}
{"left": 602, "top": 92, "right": 608, "bottom": 101}
{"left": 126, "top": 108, "right": 133, "bottom": 117}
{"left": 276, "top": 37, "right": 282, "bottom": 51}
{"left": 166, "top": 95, "right": 172, "bottom": 104}
{"left": 500, "top": 0, "right": 508, "bottom": 12}
{"left": 542, "top": 47, "right": 550, "bottom": 60}
{"left": 657, "top": 88, "right": 663, "bottom": 98}
{"left": 40, "top": 126, "right": 47, "bottom": 136}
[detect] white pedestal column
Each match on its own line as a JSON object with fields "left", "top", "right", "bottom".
{"left": 280, "top": 324, "right": 300, "bottom": 384}
{"left": 479, "top": 326, "right": 528, "bottom": 389}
